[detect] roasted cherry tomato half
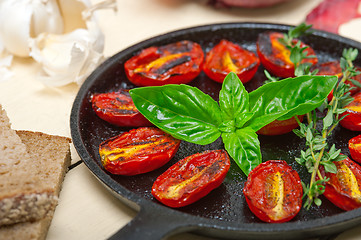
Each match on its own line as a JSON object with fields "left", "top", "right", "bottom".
{"left": 91, "top": 90, "right": 151, "bottom": 127}
{"left": 152, "top": 149, "right": 230, "bottom": 208}
{"left": 257, "top": 32, "right": 318, "bottom": 78}
{"left": 312, "top": 61, "right": 361, "bottom": 101}
{"left": 340, "top": 92, "right": 361, "bottom": 131}
{"left": 202, "top": 39, "right": 260, "bottom": 83}
{"left": 243, "top": 160, "right": 303, "bottom": 223}
{"left": 99, "top": 127, "right": 181, "bottom": 176}
{"left": 349, "top": 135, "right": 361, "bottom": 163}
{"left": 257, "top": 115, "right": 303, "bottom": 136}
{"left": 319, "top": 156, "right": 361, "bottom": 211}
{"left": 124, "top": 40, "right": 204, "bottom": 86}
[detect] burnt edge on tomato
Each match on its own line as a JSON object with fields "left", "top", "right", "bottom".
{"left": 90, "top": 90, "right": 152, "bottom": 127}
{"left": 99, "top": 127, "right": 181, "bottom": 176}
{"left": 257, "top": 31, "right": 318, "bottom": 78}
{"left": 151, "top": 149, "right": 231, "bottom": 208}
{"left": 124, "top": 40, "right": 204, "bottom": 86}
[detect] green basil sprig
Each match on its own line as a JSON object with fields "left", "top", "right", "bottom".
{"left": 130, "top": 72, "right": 337, "bottom": 175}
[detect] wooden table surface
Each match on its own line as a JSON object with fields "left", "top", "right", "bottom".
{"left": 2, "top": 0, "right": 361, "bottom": 239}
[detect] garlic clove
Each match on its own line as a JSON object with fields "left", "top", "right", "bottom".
{"left": 0, "top": 1, "right": 33, "bottom": 57}
{"left": 0, "top": 0, "right": 116, "bottom": 86}
{"left": 0, "top": 0, "right": 63, "bottom": 57}
{"left": 28, "top": 0, "right": 117, "bottom": 87}
{"left": 29, "top": 24, "right": 104, "bottom": 86}
{"left": 31, "top": 0, "right": 64, "bottom": 36}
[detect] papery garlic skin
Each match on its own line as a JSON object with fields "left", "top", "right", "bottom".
{"left": 0, "top": 0, "right": 116, "bottom": 86}
{"left": 0, "top": 0, "right": 63, "bottom": 57}
{"left": 29, "top": 21, "right": 105, "bottom": 86}
{"left": 28, "top": 0, "right": 116, "bottom": 87}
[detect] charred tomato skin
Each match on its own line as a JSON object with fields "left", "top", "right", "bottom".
{"left": 349, "top": 135, "right": 361, "bottom": 163}
{"left": 152, "top": 149, "right": 230, "bottom": 208}
{"left": 124, "top": 40, "right": 204, "bottom": 86}
{"left": 91, "top": 90, "right": 151, "bottom": 127}
{"left": 256, "top": 31, "right": 318, "bottom": 78}
{"left": 257, "top": 115, "right": 303, "bottom": 136}
{"left": 202, "top": 39, "right": 260, "bottom": 83}
{"left": 243, "top": 160, "right": 303, "bottom": 223}
{"left": 99, "top": 127, "right": 180, "bottom": 176}
{"left": 340, "top": 92, "right": 361, "bottom": 131}
{"left": 318, "top": 156, "right": 361, "bottom": 211}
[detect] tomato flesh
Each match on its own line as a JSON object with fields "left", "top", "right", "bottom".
{"left": 202, "top": 39, "right": 260, "bottom": 83}
{"left": 99, "top": 127, "right": 181, "bottom": 176}
{"left": 152, "top": 150, "right": 230, "bottom": 208}
{"left": 257, "top": 32, "right": 318, "bottom": 78}
{"left": 320, "top": 156, "right": 361, "bottom": 211}
{"left": 243, "top": 160, "right": 302, "bottom": 223}
{"left": 340, "top": 92, "right": 361, "bottom": 131}
{"left": 124, "top": 40, "right": 204, "bottom": 86}
{"left": 91, "top": 90, "right": 151, "bottom": 127}
{"left": 257, "top": 115, "right": 303, "bottom": 136}
{"left": 349, "top": 135, "right": 361, "bottom": 163}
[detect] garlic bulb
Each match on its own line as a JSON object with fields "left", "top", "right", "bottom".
{"left": 0, "top": 0, "right": 117, "bottom": 86}
{"left": 29, "top": 22, "right": 104, "bottom": 86}
{"left": 0, "top": 0, "right": 63, "bottom": 57}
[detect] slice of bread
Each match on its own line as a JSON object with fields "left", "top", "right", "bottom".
{"left": 0, "top": 130, "right": 71, "bottom": 240}
{"left": 0, "top": 106, "right": 57, "bottom": 226}
{"left": 0, "top": 105, "right": 71, "bottom": 239}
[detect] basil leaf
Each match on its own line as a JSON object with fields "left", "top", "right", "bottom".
{"left": 246, "top": 75, "right": 337, "bottom": 131}
{"left": 222, "top": 127, "right": 261, "bottom": 175}
{"left": 219, "top": 72, "right": 249, "bottom": 121}
{"left": 130, "top": 84, "right": 222, "bottom": 145}
{"left": 235, "top": 112, "right": 254, "bottom": 128}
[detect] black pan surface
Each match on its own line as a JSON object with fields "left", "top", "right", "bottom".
{"left": 70, "top": 22, "right": 361, "bottom": 240}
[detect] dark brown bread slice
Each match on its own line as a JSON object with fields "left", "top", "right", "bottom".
{"left": 0, "top": 130, "right": 71, "bottom": 239}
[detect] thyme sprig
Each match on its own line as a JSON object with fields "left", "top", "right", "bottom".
{"left": 262, "top": 23, "right": 360, "bottom": 208}
{"left": 263, "top": 23, "right": 360, "bottom": 209}
{"left": 278, "top": 22, "right": 313, "bottom": 47}
{"left": 293, "top": 48, "right": 358, "bottom": 209}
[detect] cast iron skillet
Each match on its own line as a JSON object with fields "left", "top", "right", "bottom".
{"left": 70, "top": 22, "right": 361, "bottom": 240}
